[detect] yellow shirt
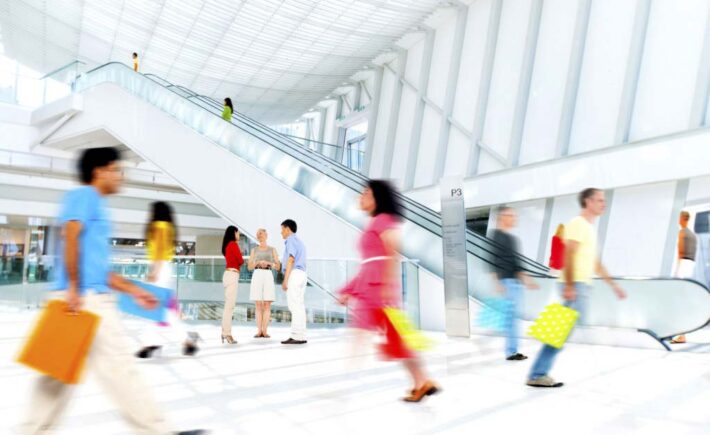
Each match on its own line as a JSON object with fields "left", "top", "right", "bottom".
{"left": 147, "top": 221, "right": 174, "bottom": 261}
{"left": 133, "top": 59, "right": 139, "bottom": 72}
{"left": 561, "top": 216, "right": 597, "bottom": 284}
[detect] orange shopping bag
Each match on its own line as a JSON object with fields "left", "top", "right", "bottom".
{"left": 17, "top": 300, "right": 100, "bottom": 384}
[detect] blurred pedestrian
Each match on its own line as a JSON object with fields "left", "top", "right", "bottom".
{"left": 221, "top": 225, "right": 244, "bottom": 344}
{"left": 248, "top": 228, "right": 280, "bottom": 338}
{"left": 135, "top": 201, "right": 199, "bottom": 358}
{"left": 132, "top": 52, "right": 139, "bottom": 72}
{"left": 280, "top": 219, "right": 308, "bottom": 345}
{"left": 526, "top": 188, "right": 626, "bottom": 388}
{"left": 671, "top": 211, "right": 697, "bottom": 344}
{"left": 491, "top": 206, "right": 539, "bottom": 361}
{"left": 19, "top": 147, "right": 203, "bottom": 435}
{"left": 338, "top": 180, "right": 439, "bottom": 402}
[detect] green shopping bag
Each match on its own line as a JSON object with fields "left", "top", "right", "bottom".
{"left": 528, "top": 303, "right": 579, "bottom": 349}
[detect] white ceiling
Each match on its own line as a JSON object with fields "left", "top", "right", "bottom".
{"left": 0, "top": 0, "right": 445, "bottom": 124}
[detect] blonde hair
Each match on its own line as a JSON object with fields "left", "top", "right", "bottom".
{"left": 555, "top": 224, "right": 565, "bottom": 238}
{"left": 680, "top": 211, "right": 690, "bottom": 222}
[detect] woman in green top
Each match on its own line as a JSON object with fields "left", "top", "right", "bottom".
{"left": 222, "top": 97, "right": 234, "bottom": 122}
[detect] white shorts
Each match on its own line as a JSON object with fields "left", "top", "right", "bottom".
{"left": 250, "top": 269, "right": 276, "bottom": 301}
{"left": 674, "top": 258, "right": 696, "bottom": 279}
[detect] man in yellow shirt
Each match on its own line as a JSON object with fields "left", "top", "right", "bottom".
{"left": 526, "top": 188, "right": 626, "bottom": 388}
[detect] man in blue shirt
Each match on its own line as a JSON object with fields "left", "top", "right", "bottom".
{"left": 21, "top": 147, "right": 203, "bottom": 435}
{"left": 280, "top": 219, "right": 308, "bottom": 344}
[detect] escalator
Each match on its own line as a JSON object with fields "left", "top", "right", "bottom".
{"left": 37, "top": 61, "right": 709, "bottom": 345}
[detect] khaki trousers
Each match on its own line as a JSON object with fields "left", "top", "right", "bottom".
{"left": 20, "top": 291, "right": 171, "bottom": 435}
{"left": 221, "top": 270, "right": 240, "bottom": 335}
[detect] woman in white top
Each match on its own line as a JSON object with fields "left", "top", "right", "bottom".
{"left": 248, "top": 228, "right": 280, "bottom": 338}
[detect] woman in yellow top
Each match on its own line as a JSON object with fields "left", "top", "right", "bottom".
{"left": 132, "top": 52, "right": 139, "bottom": 72}
{"left": 222, "top": 97, "right": 234, "bottom": 122}
{"left": 136, "top": 202, "right": 200, "bottom": 359}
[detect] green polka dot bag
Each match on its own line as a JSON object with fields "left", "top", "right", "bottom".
{"left": 527, "top": 303, "right": 579, "bottom": 349}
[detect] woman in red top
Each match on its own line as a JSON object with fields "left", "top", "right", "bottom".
{"left": 338, "top": 180, "right": 439, "bottom": 403}
{"left": 221, "top": 225, "right": 244, "bottom": 344}
{"left": 549, "top": 224, "right": 565, "bottom": 272}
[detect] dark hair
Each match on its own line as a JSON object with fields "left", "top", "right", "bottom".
{"left": 132, "top": 52, "right": 138, "bottom": 57}
{"left": 281, "top": 219, "right": 297, "bottom": 233}
{"left": 146, "top": 201, "right": 177, "bottom": 240}
{"left": 222, "top": 225, "right": 239, "bottom": 256}
{"left": 78, "top": 147, "right": 120, "bottom": 184}
{"left": 578, "top": 188, "right": 602, "bottom": 208}
{"left": 368, "top": 179, "right": 402, "bottom": 220}
{"left": 224, "top": 97, "right": 234, "bottom": 112}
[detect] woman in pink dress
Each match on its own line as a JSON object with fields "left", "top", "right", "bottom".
{"left": 338, "top": 180, "right": 439, "bottom": 403}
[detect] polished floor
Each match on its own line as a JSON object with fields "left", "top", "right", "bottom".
{"left": 1, "top": 309, "right": 709, "bottom": 435}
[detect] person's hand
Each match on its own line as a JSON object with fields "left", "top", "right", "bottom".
{"left": 562, "top": 284, "right": 577, "bottom": 301}
{"left": 527, "top": 281, "right": 540, "bottom": 290}
{"left": 496, "top": 282, "right": 506, "bottom": 294}
{"left": 147, "top": 271, "right": 157, "bottom": 283}
{"left": 134, "top": 290, "right": 158, "bottom": 310}
{"left": 612, "top": 284, "right": 627, "bottom": 300}
{"left": 338, "top": 294, "right": 349, "bottom": 306}
{"left": 65, "top": 286, "right": 82, "bottom": 314}
{"left": 282, "top": 281, "right": 288, "bottom": 291}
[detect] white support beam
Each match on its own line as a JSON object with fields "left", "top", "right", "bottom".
{"left": 689, "top": 6, "right": 710, "bottom": 128}
{"left": 381, "top": 50, "right": 408, "bottom": 179}
{"left": 433, "top": 4, "right": 469, "bottom": 182}
{"left": 362, "top": 66, "right": 383, "bottom": 176}
{"left": 403, "top": 28, "right": 436, "bottom": 190}
{"left": 507, "top": 0, "right": 543, "bottom": 167}
{"left": 614, "top": 0, "right": 651, "bottom": 145}
{"left": 317, "top": 107, "right": 327, "bottom": 154}
{"left": 466, "top": 0, "right": 503, "bottom": 176}
{"left": 555, "top": 0, "right": 592, "bottom": 157}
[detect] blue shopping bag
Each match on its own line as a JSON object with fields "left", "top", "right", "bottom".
{"left": 476, "top": 297, "right": 513, "bottom": 332}
{"left": 118, "top": 280, "right": 173, "bottom": 322}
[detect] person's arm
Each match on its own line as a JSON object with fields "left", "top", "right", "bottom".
{"left": 272, "top": 248, "right": 281, "bottom": 271}
{"left": 595, "top": 259, "right": 626, "bottom": 299}
{"left": 562, "top": 240, "right": 579, "bottom": 301}
{"left": 247, "top": 248, "right": 256, "bottom": 271}
{"left": 380, "top": 229, "right": 401, "bottom": 302}
{"left": 517, "top": 271, "right": 539, "bottom": 290}
{"left": 677, "top": 230, "right": 684, "bottom": 259}
{"left": 64, "top": 221, "right": 82, "bottom": 313}
{"left": 108, "top": 273, "right": 157, "bottom": 309}
{"left": 235, "top": 244, "right": 244, "bottom": 270}
{"left": 282, "top": 256, "right": 295, "bottom": 291}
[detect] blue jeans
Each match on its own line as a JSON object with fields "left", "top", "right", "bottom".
{"left": 528, "top": 282, "right": 589, "bottom": 380}
{"left": 501, "top": 278, "right": 523, "bottom": 357}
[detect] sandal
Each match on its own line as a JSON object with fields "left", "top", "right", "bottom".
{"left": 403, "top": 381, "right": 440, "bottom": 402}
{"left": 670, "top": 336, "right": 686, "bottom": 344}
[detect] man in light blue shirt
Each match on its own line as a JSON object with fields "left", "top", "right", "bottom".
{"left": 280, "top": 219, "right": 308, "bottom": 344}
{"left": 22, "top": 147, "right": 202, "bottom": 435}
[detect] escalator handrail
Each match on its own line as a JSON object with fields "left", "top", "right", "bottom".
{"left": 82, "top": 62, "right": 550, "bottom": 275}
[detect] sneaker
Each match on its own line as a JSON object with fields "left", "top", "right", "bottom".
{"left": 526, "top": 376, "right": 563, "bottom": 388}
{"left": 506, "top": 353, "right": 528, "bottom": 361}
{"left": 281, "top": 338, "right": 307, "bottom": 345}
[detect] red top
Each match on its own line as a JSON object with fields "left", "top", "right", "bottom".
{"left": 224, "top": 241, "right": 244, "bottom": 270}
{"left": 549, "top": 235, "right": 565, "bottom": 270}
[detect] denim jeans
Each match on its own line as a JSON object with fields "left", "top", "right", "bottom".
{"left": 501, "top": 278, "right": 523, "bottom": 357}
{"left": 528, "top": 282, "right": 589, "bottom": 380}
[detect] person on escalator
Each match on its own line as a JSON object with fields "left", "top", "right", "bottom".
{"left": 222, "top": 98, "right": 234, "bottom": 122}
{"left": 671, "top": 211, "right": 697, "bottom": 344}
{"left": 491, "top": 206, "right": 539, "bottom": 362}
{"left": 132, "top": 52, "right": 139, "bottom": 72}
{"left": 526, "top": 188, "right": 626, "bottom": 388}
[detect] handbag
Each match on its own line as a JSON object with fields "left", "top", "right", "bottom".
{"left": 17, "top": 300, "right": 100, "bottom": 384}
{"left": 382, "top": 307, "right": 432, "bottom": 352}
{"left": 476, "top": 297, "right": 513, "bottom": 332}
{"left": 117, "top": 280, "right": 173, "bottom": 322}
{"left": 527, "top": 303, "right": 579, "bottom": 349}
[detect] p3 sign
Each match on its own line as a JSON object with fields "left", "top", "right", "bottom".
{"left": 450, "top": 188, "right": 462, "bottom": 198}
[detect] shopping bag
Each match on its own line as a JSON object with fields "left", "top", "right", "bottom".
{"left": 382, "top": 307, "right": 433, "bottom": 352}
{"left": 527, "top": 303, "right": 579, "bottom": 349}
{"left": 117, "top": 280, "right": 173, "bottom": 322}
{"left": 17, "top": 300, "right": 100, "bottom": 384}
{"left": 476, "top": 297, "right": 513, "bottom": 332}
